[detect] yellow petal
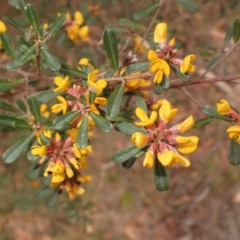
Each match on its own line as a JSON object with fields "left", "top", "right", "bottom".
{"left": 180, "top": 54, "right": 196, "bottom": 74}
{"left": 77, "top": 175, "right": 92, "bottom": 183}
{"left": 135, "top": 107, "right": 149, "bottom": 122}
{"left": 154, "top": 22, "right": 167, "bottom": 43}
{"left": 177, "top": 115, "right": 194, "bottom": 133}
{"left": 169, "top": 38, "right": 175, "bottom": 46}
{"left": 216, "top": 99, "right": 231, "bottom": 115}
{"left": 131, "top": 132, "right": 148, "bottom": 147}
{"left": 148, "top": 50, "right": 158, "bottom": 62}
{"left": 0, "top": 20, "right": 7, "bottom": 33}
{"left": 53, "top": 76, "right": 70, "bottom": 92}
{"left": 173, "top": 153, "right": 190, "bottom": 167}
{"left": 227, "top": 126, "right": 240, "bottom": 133}
{"left": 159, "top": 99, "right": 178, "bottom": 122}
{"left": 157, "top": 150, "right": 174, "bottom": 166}
{"left": 74, "top": 11, "right": 83, "bottom": 25}
{"left": 143, "top": 151, "right": 154, "bottom": 168}
{"left": 177, "top": 136, "right": 199, "bottom": 154}
{"left": 66, "top": 165, "right": 74, "bottom": 178}
{"left": 79, "top": 26, "right": 89, "bottom": 41}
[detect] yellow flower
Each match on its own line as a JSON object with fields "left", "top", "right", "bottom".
{"left": 150, "top": 59, "right": 170, "bottom": 84}
{"left": 51, "top": 95, "right": 68, "bottom": 114}
{"left": 227, "top": 126, "right": 240, "bottom": 143}
{"left": 88, "top": 75, "right": 107, "bottom": 95}
{"left": 177, "top": 115, "right": 194, "bottom": 133}
{"left": 78, "top": 25, "right": 89, "bottom": 42}
{"left": 73, "top": 143, "right": 92, "bottom": 159}
{"left": 31, "top": 144, "right": 47, "bottom": 157}
{"left": 68, "top": 25, "right": 79, "bottom": 41}
{"left": 66, "top": 182, "right": 85, "bottom": 199}
{"left": 40, "top": 104, "right": 50, "bottom": 118}
{"left": 74, "top": 11, "right": 84, "bottom": 25}
{"left": 154, "top": 22, "right": 167, "bottom": 43}
{"left": 176, "top": 136, "right": 199, "bottom": 154}
{"left": 0, "top": 20, "right": 6, "bottom": 33}
{"left": 53, "top": 76, "right": 70, "bottom": 92}
{"left": 44, "top": 161, "right": 65, "bottom": 183}
{"left": 159, "top": 99, "right": 178, "bottom": 122}
{"left": 158, "top": 150, "right": 190, "bottom": 167}
{"left": 133, "top": 35, "right": 149, "bottom": 53}
{"left": 135, "top": 107, "right": 157, "bottom": 127}
{"left": 131, "top": 132, "right": 148, "bottom": 147}
{"left": 143, "top": 150, "right": 154, "bottom": 168}
{"left": 79, "top": 58, "right": 99, "bottom": 74}
{"left": 217, "top": 99, "right": 231, "bottom": 115}
{"left": 148, "top": 50, "right": 158, "bottom": 62}
{"left": 180, "top": 54, "right": 196, "bottom": 74}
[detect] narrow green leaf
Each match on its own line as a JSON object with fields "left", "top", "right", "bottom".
{"left": 15, "top": 98, "right": 27, "bottom": 112}
{"left": 89, "top": 91, "right": 97, "bottom": 104}
{"left": 45, "top": 14, "right": 66, "bottom": 40}
{"left": 89, "top": 112, "right": 112, "bottom": 132}
{"left": 8, "top": 0, "right": 26, "bottom": 12}
{"left": 59, "top": 63, "right": 88, "bottom": 79}
{"left": 119, "top": 18, "right": 145, "bottom": 30}
{"left": 0, "top": 79, "right": 23, "bottom": 92}
{"left": 41, "top": 44, "right": 61, "bottom": 71}
{"left": 206, "top": 54, "right": 222, "bottom": 70}
{"left": 12, "top": 119, "right": 31, "bottom": 129}
{"left": 27, "top": 149, "right": 39, "bottom": 162}
{"left": 202, "top": 105, "right": 232, "bottom": 121}
{"left": 103, "top": 28, "right": 119, "bottom": 71}
{"left": 112, "top": 145, "right": 141, "bottom": 164}
{"left": 233, "top": 19, "right": 240, "bottom": 43}
{"left": 25, "top": 4, "right": 41, "bottom": 36}
{"left": 229, "top": 139, "right": 240, "bottom": 166}
{"left": 33, "top": 89, "right": 59, "bottom": 103}
{"left": 114, "top": 122, "right": 147, "bottom": 135}
{"left": 2, "top": 133, "right": 35, "bottom": 164}
{"left": 53, "top": 111, "right": 79, "bottom": 130}
{"left": 76, "top": 115, "right": 88, "bottom": 148}
{"left": 176, "top": 70, "right": 191, "bottom": 82}
{"left": 134, "top": 4, "right": 158, "bottom": 21}
{"left": 27, "top": 95, "right": 41, "bottom": 123}
{"left": 127, "top": 62, "right": 150, "bottom": 73}
{"left": 154, "top": 84, "right": 163, "bottom": 95}
{"left": 0, "top": 101, "right": 17, "bottom": 112}
{"left": 0, "top": 33, "right": 15, "bottom": 59}
{"left": 154, "top": 159, "right": 169, "bottom": 191}
{"left": 27, "top": 161, "right": 46, "bottom": 180}
{"left": 0, "top": 115, "right": 28, "bottom": 128}
{"left": 39, "top": 132, "right": 51, "bottom": 146}
{"left": 136, "top": 98, "right": 148, "bottom": 114}
{"left": 3, "top": 17, "right": 25, "bottom": 32}
{"left": 193, "top": 117, "right": 214, "bottom": 128}
{"left": 161, "top": 75, "right": 170, "bottom": 89}
{"left": 47, "top": 188, "right": 59, "bottom": 207}
{"left": 122, "top": 157, "right": 137, "bottom": 169}
{"left": 224, "top": 26, "right": 233, "bottom": 49}
{"left": 175, "top": 0, "right": 199, "bottom": 12}
{"left": 7, "top": 44, "right": 37, "bottom": 71}
{"left": 199, "top": 50, "right": 213, "bottom": 57}
{"left": 106, "top": 83, "right": 124, "bottom": 118}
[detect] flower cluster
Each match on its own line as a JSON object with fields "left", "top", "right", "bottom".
{"left": 148, "top": 22, "right": 196, "bottom": 84}
{"left": 32, "top": 132, "right": 92, "bottom": 199}
{"left": 131, "top": 99, "right": 199, "bottom": 168}
{"left": 61, "top": 11, "right": 89, "bottom": 43}
{"left": 217, "top": 99, "right": 240, "bottom": 143}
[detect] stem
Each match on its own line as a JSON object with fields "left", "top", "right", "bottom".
{"left": 197, "top": 41, "right": 240, "bottom": 80}
{"left": 135, "top": 0, "right": 162, "bottom": 53}
{"left": 104, "top": 72, "right": 151, "bottom": 82}
{"left": 180, "top": 87, "right": 203, "bottom": 108}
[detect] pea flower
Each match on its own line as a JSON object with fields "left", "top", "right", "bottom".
{"left": 148, "top": 22, "right": 196, "bottom": 84}
{"left": 216, "top": 99, "right": 240, "bottom": 143}
{"left": 132, "top": 99, "right": 198, "bottom": 168}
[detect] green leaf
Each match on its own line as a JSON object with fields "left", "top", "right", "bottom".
{"left": 90, "top": 112, "right": 112, "bottom": 132}
{"left": 53, "top": 111, "right": 79, "bottom": 130}
{"left": 202, "top": 105, "right": 232, "bottom": 121}
{"left": 154, "top": 84, "right": 163, "bottom": 95}
{"left": 47, "top": 188, "right": 59, "bottom": 207}
{"left": 175, "top": 0, "right": 199, "bottom": 12}
{"left": 59, "top": 63, "right": 88, "bottom": 79}
{"left": 106, "top": 83, "right": 124, "bottom": 118}
{"left": 193, "top": 117, "right": 214, "bottom": 128}
{"left": 136, "top": 98, "right": 148, "bottom": 113}
{"left": 15, "top": 98, "right": 27, "bottom": 112}
{"left": 229, "top": 139, "right": 240, "bottom": 166}
{"left": 45, "top": 14, "right": 66, "bottom": 40}
{"left": 206, "top": 54, "right": 222, "bottom": 70}
{"left": 127, "top": 62, "right": 150, "bottom": 73}
{"left": 224, "top": 26, "right": 233, "bottom": 49}
{"left": 27, "top": 149, "right": 39, "bottom": 162}
{"left": 154, "top": 159, "right": 169, "bottom": 191}
{"left": 112, "top": 145, "right": 141, "bottom": 164}
{"left": 33, "top": 89, "right": 59, "bottom": 103}
{"left": 233, "top": 19, "right": 240, "bottom": 43}
{"left": 103, "top": 28, "right": 119, "bottom": 71}
{"left": 25, "top": 4, "right": 41, "bottom": 36}
{"left": 0, "top": 79, "right": 23, "bottom": 92}
{"left": 39, "top": 132, "right": 51, "bottom": 146}
{"left": 77, "top": 115, "right": 88, "bottom": 148}
{"left": 12, "top": 119, "right": 31, "bottom": 129}
{"left": 114, "top": 122, "right": 147, "bottom": 135}
{"left": 27, "top": 95, "right": 41, "bottom": 123}
{"left": 8, "top": 0, "right": 26, "bottom": 12}
{"left": 41, "top": 44, "right": 61, "bottom": 71}
{"left": 119, "top": 18, "right": 145, "bottom": 30}
{"left": 7, "top": 44, "right": 37, "bottom": 71}
{"left": 2, "top": 133, "right": 35, "bottom": 164}
{"left": 122, "top": 157, "right": 137, "bottom": 169}
{"left": 89, "top": 91, "right": 97, "bottom": 104}
{"left": 0, "top": 101, "right": 17, "bottom": 112}
{"left": 161, "top": 75, "right": 170, "bottom": 89}
{"left": 0, "top": 115, "right": 28, "bottom": 128}
{"left": 0, "top": 33, "right": 15, "bottom": 59}
{"left": 3, "top": 17, "right": 25, "bottom": 32}
{"left": 176, "top": 70, "right": 191, "bottom": 82}
{"left": 134, "top": 4, "right": 158, "bottom": 21}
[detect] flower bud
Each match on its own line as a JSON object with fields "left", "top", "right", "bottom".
{"left": 131, "top": 132, "right": 148, "bottom": 147}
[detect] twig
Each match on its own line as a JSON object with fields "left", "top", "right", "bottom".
{"left": 135, "top": 0, "right": 162, "bottom": 53}
{"left": 197, "top": 41, "right": 240, "bottom": 80}
{"left": 180, "top": 87, "right": 203, "bottom": 108}
{"left": 104, "top": 72, "right": 151, "bottom": 81}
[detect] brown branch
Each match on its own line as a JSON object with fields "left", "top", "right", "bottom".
{"left": 180, "top": 87, "right": 203, "bottom": 108}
